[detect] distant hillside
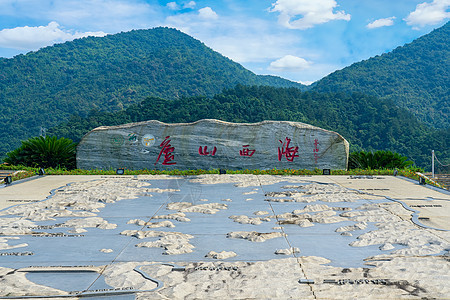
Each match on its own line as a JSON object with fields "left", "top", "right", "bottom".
{"left": 0, "top": 27, "right": 302, "bottom": 158}
{"left": 49, "top": 85, "right": 449, "bottom": 169}
{"left": 313, "top": 22, "right": 449, "bottom": 129}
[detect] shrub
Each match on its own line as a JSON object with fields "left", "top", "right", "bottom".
{"left": 3, "top": 136, "right": 76, "bottom": 169}
{"left": 348, "top": 150, "right": 413, "bottom": 170}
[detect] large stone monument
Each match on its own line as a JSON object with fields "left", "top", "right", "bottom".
{"left": 76, "top": 119, "right": 349, "bottom": 170}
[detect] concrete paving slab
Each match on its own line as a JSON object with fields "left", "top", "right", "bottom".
{"left": 0, "top": 174, "right": 449, "bottom": 299}
{"left": 323, "top": 175, "right": 450, "bottom": 231}
{"left": 0, "top": 175, "right": 108, "bottom": 210}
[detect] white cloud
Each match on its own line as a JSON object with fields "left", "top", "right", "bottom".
{"left": 367, "top": 17, "right": 396, "bottom": 29}
{"left": 404, "top": 0, "right": 450, "bottom": 29}
{"left": 298, "top": 80, "right": 314, "bottom": 86}
{"left": 167, "top": 2, "right": 180, "bottom": 10}
{"left": 184, "top": 1, "right": 196, "bottom": 9}
{"left": 269, "top": 55, "right": 311, "bottom": 71}
{"left": 165, "top": 13, "right": 302, "bottom": 64}
{"left": 198, "top": 7, "right": 218, "bottom": 20}
{"left": 0, "top": 22, "right": 106, "bottom": 50}
{"left": 165, "top": 6, "right": 219, "bottom": 34}
{"left": 210, "top": 33, "right": 301, "bottom": 63}
{"left": 0, "top": 0, "right": 156, "bottom": 34}
{"left": 269, "top": 0, "right": 351, "bottom": 30}
{"left": 165, "top": 1, "right": 196, "bottom": 10}
{"left": 73, "top": 30, "right": 108, "bottom": 39}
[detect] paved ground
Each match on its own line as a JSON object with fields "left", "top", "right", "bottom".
{"left": 0, "top": 174, "right": 449, "bottom": 299}
{"left": 1, "top": 175, "right": 449, "bottom": 230}
{"left": 327, "top": 176, "right": 450, "bottom": 231}
{"left": 0, "top": 175, "right": 105, "bottom": 210}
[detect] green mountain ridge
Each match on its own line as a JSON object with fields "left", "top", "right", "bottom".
{"left": 0, "top": 27, "right": 302, "bottom": 158}
{"left": 312, "top": 22, "right": 449, "bottom": 129}
{"left": 49, "top": 85, "right": 448, "bottom": 169}
{"left": 1, "top": 23, "right": 448, "bottom": 169}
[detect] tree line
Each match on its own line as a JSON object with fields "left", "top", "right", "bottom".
{"left": 48, "top": 85, "right": 449, "bottom": 169}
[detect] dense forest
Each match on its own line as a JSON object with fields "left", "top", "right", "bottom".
{"left": 0, "top": 27, "right": 301, "bottom": 158}
{"left": 49, "top": 85, "right": 449, "bottom": 169}
{"left": 313, "top": 21, "right": 449, "bottom": 129}
{"left": 1, "top": 23, "right": 448, "bottom": 170}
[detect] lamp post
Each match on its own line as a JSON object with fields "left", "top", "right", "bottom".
{"left": 432, "top": 150, "right": 435, "bottom": 178}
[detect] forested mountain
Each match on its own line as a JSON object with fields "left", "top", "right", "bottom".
{"left": 49, "top": 85, "right": 448, "bottom": 168}
{"left": 2, "top": 24, "right": 448, "bottom": 169}
{"left": 312, "top": 22, "right": 449, "bottom": 129}
{"left": 0, "top": 27, "right": 302, "bottom": 158}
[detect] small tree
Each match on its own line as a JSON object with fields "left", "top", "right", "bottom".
{"left": 348, "top": 150, "right": 413, "bottom": 170}
{"left": 4, "top": 136, "right": 76, "bottom": 169}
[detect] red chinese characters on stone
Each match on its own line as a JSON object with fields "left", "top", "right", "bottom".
{"left": 155, "top": 136, "right": 176, "bottom": 165}
{"left": 313, "top": 138, "right": 319, "bottom": 164}
{"left": 278, "top": 137, "right": 299, "bottom": 162}
{"left": 198, "top": 146, "right": 217, "bottom": 156}
{"left": 240, "top": 145, "right": 256, "bottom": 157}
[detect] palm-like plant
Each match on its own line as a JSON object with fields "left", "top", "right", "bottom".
{"left": 349, "top": 150, "right": 413, "bottom": 170}
{"left": 4, "top": 136, "right": 76, "bottom": 169}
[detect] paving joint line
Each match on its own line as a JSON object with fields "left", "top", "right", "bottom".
{"left": 82, "top": 176, "right": 189, "bottom": 295}
{"left": 255, "top": 175, "right": 318, "bottom": 299}
{"left": 327, "top": 177, "right": 450, "bottom": 256}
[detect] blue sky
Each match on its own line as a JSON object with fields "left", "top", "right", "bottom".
{"left": 0, "top": 0, "right": 448, "bottom": 84}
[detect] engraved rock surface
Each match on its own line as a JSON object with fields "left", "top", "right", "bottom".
{"left": 77, "top": 119, "right": 349, "bottom": 170}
